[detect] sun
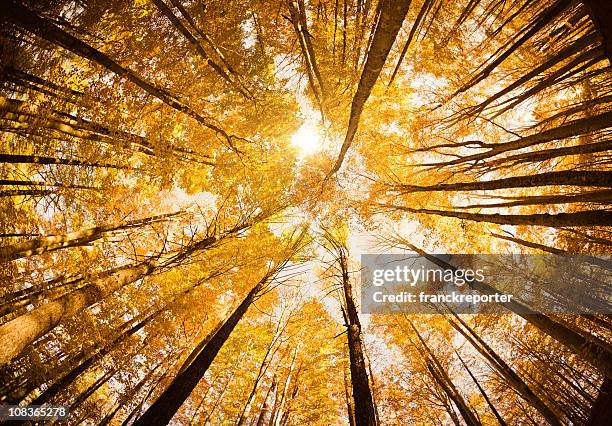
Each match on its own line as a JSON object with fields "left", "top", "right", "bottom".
{"left": 291, "top": 122, "right": 322, "bottom": 156}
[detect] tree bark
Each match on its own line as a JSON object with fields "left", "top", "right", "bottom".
{"left": 0, "top": 153, "right": 129, "bottom": 170}
{"left": 427, "top": 111, "right": 612, "bottom": 167}
{"left": 132, "top": 270, "right": 275, "bottom": 425}
{"left": 392, "top": 170, "right": 612, "bottom": 193}
{"left": 0, "top": 220, "right": 251, "bottom": 366}
{"left": 582, "top": 0, "right": 612, "bottom": 64}
{"left": 458, "top": 189, "right": 612, "bottom": 209}
{"left": 456, "top": 351, "right": 508, "bottom": 426}
{"left": 337, "top": 244, "right": 377, "bottom": 425}
{"left": 383, "top": 203, "right": 612, "bottom": 227}
{"left": 0, "top": 263, "right": 152, "bottom": 366}
{"left": 0, "top": 211, "right": 182, "bottom": 262}
{"left": 327, "top": 0, "right": 412, "bottom": 178}
{"left": 587, "top": 377, "right": 612, "bottom": 425}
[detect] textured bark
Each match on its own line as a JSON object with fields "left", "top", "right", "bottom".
{"left": 402, "top": 243, "right": 612, "bottom": 379}
{"left": 328, "top": 0, "right": 411, "bottom": 177}
{"left": 0, "top": 221, "right": 250, "bottom": 366}
{"left": 1, "top": 0, "right": 237, "bottom": 147}
{"left": 0, "top": 211, "right": 181, "bottom": 262}
{"left": 393, "top": 170, "right": 612, "bottom": 193}
{"left": 337, "top": 246, "right": 377, "bottom": 425}
{"left": 132, "top": 271, "right": 274, "bottom": 425}
{"left": 383, "top": 203, "right": 612, "bottom": 227}
{"left": 458, "top": 189, "right": 612, "bottom": 209}
{"left": 0, "top": 263, "right": 152, "bottom": 365}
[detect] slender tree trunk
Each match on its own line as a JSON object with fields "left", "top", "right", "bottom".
{"left": 0, "top": 211, "right": 181, "bottom": 262}
{"left": 132, "top": 270, "right": 276, "bottom": 425}
{"left": 151, "top": 0, "right": 251, "bottom": 100}
{"left": 455, "top": 351, "right": 508, "bottom": 426}
{"left": 392, "top": 170, "right": 612, "bottom": 192}
{"left": 0, "top": 179, "right": 97, "bottom": 190}
{"left": 427, "top": 111, "right": 612, "bottom": 167}
{"left": 448, "top": 315, "right": 563, "bottom": 425}
{"left": 255, "top": 379, "right": 276, "bottom": 426}
{"left": 383, "top": 203, "right": 612, "bottom": 227}
{"left": 328, "top": 0, "right": 412, "bottom": 177}
{"left": 0, "top": 153, "right": 129, "bottom": 170}
{"left": 487, "top": 139, "right": 612, "bottom": 168}
{"left": 458, "top": 189, "right": 612, "bottom": 209}
{"left": 344, "top": 369, "right": 357, "bottom": 426}
{"left": 389, "top": 0, "right": 433, "bottom": 88}
{"left": 337, "top": 246, "right": 377, "bottom": 425}
{"left": 410, "top": 321, "right": 481, "bottom": 426}
{"left": 452, "top": 0, "right": 573, "bottom": 96}
{"left": 288, "top": 0, "right": 326, "bottom": 118}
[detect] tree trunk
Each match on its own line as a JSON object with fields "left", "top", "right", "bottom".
{"left": 132, "top": 270, "right": 275, "bottom": 425}
{"left": 337, "top": 246, "right": 377, "bottom": 425}
{"left": 0, "top": 153, "right": 129, "bottom": 170}
{"left": 0, "top": 263, "right": 153, "bottom": 366}
{"left": 0, "top": 221, "right": 251, "bottom": 366}
{"left": 328, "top": 0, "right": 412, "bottom": 177}
{"left": 587, "top": 377, "right": 612, "bottom": 425}
{"left": 0, "top": 211, "right": 181, "bottom": 262}
{"left": 288, "top": 0, "right": 326, "bottom": 118}
{"left": 452, "top": 0, "right": 573, "bottom": 96}
{"left": 456, "top": 351, "right": 508, "bottom": 426}
{"left": 582, "top": 0, "right": 612, "bottom": 64}
{"left": 458, "top": 189, "right": 612, "bottom": 209}
{"left": 151, "top": 0, "right": 251, "bottom": 100}
{"left": 448, "top": 315, "right": 562, "bottom": 425}
{"left": 389, "top": 0, "right": 433, "bottom": 88}
{"left": 383, "top": 203, "right": 612, "bottom": 227}
{"left": 428, "top": 110, "right": 612, "bottom": 167}
{"left": 410, "top": 321, "right": 481, "bottom": 426}
{"left": 393, "top": 170, "right": 612, "bottom": 192}
{"left": 344, "top": 369, "right": 357, "bottom": 426}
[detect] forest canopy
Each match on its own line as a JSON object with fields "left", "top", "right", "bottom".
{"left": 1, "top": 0, "right": 611, "bottom": 424}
